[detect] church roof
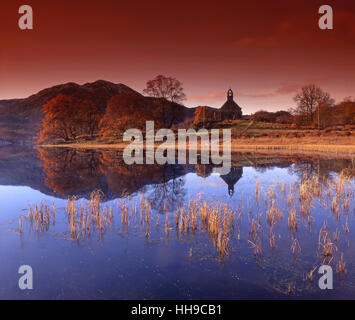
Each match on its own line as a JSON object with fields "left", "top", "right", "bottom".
{"left": 220, "top": 100, "right": 242, "bottom": 113}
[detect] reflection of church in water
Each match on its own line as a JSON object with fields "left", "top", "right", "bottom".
{"left": 220, "top": 167, "right": 243, "bottom": 196}
{"left": 195, "top": 165, "right": 243, "bottom": 196}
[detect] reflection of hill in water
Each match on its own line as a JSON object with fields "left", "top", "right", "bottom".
{"left": 0, "top": 146, "right": 353, "bottom": 201}
{"left": 0, "top": 146, "right": 51, "bottom": 193}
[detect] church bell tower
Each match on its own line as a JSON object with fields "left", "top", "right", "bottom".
{"left": 227, "top": 88, "right": 234, "bottom": 101}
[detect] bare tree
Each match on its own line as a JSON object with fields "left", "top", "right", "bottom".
{"left": 143, "top": 75, "right": 186, "bottom": 104}
{"left": 293, "top": 84, "right": 333, "bottom": 126}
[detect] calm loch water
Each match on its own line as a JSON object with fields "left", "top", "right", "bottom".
{"left": 0, "top": 146, "right": 354, "bottom": 299}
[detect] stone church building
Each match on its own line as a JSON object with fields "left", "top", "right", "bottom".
{"left": 218, "top": 89, "right": 242, "bottom": 120}
{"left": 193, "top": 89, "right": 243, "bottom": 128}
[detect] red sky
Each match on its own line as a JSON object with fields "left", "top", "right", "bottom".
{"left": 0, "top": 0, "right": 354, "bottom": 113}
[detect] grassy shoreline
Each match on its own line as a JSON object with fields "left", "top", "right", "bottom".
{"left": 39, "top": 136, "right": 355, "bottom": 156}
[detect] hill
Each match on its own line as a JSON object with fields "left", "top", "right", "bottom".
{"left": 0, "top": 80, "right": 194, "bottom": 145}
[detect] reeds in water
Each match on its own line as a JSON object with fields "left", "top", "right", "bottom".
{"left": 16, "top": 171, "right": 354, "bottom": 268}
{"left": 318, "top": 222, "right": 337, "bottom": 263}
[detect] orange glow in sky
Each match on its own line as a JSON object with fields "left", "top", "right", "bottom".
{"left": 0, "top": 0, "right": 354, "bottom": 113}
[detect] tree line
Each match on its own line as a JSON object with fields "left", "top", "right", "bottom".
{"left": 37, "top": 75, "right": 186, "bottom": 144}
{"left": 37, "top": 80, "right": 354, "bottom": 144}
{"left": 252, "top": 84, "right": 354, "bottom": 128}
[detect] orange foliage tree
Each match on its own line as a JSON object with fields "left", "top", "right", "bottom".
{"left": 99, "top": 93, "right": 185, "bottom": 140}
{"left": 99, "top": 93, "right": 151, "bottom": 140}
{"left": 38, "top": 94, "right": 102, "bottom": 143}
{"left": 314, "top": 97, "right": 355, "bottom": 128}
{"left": 79, "top": 100, "right": 102, "bottom": 138}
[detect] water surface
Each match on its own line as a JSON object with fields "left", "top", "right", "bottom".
{"left": 0, "top": 146, "right": 354, "bottom": 299}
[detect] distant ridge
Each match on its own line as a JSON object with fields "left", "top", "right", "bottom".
{"left": 0, "top": 80, "right": 142, "bottom": 121}
{"left": 0, "top": 80, "right": 194, "bottom": 144}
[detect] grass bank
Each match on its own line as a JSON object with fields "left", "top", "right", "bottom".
{"left": 39, "top": 134, "right": 355, "bottom": 155}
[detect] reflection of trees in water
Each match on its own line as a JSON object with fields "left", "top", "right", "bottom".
{"left": 37, "top": 148, "right": 103, "bottom": 195}
{"left": 238, "top": 153, "right": 355, "bottom": 183}
{"left": 38, "top": 148, "right": 189, "bottom": 200}
{"left": 288, "top": 162, "right": 319, "bottom": 181}
{"left": 253, "top": 163, "right": 290, "bottom": 174}
{"left": 149, "top": 171, "right": 186, "bottom": 213}
{"left": 38, "top": 148, "right": 244, "bottom": 202}
{"left": 100, "top": 152, "right": 189, "bottom": 202}
{"left": 37, "top": 148, "right": 354, "bottom": 200}
{"left": 288, "top": 159, "right": 355, "bottom": 182}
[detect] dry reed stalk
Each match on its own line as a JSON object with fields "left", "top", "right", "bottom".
{"left": 343, "top": 219, "right": 350, "bottom": 234}
{"left": 336, "top": 252, "right": 347, "bottom": 275}
{"left": 304, "top": 266, "right": 317, "bottom": 283}
{"left": 248, "top": 238, "right": 262, "bottom": 258}
{"left": 288, "top": 208, "right": 298, "bottom": 233}
{"left": 290, "top": 238, "right": 301, "bottom": 257}
{"left": 269, "top": 226, "right": 276, "bottom": 250}
{"left": 318, "top": 222, "right": 337, "bottom": 260}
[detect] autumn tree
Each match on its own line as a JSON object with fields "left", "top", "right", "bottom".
{"left": 317, "top": 97, "right": 355, "bottom": 127}
{"left": 100, "top": 93, "right": 186, "bottom": 140}
{"left": 292, "top": 84, "right": 333, "bottom": 126}
{"left": 142, "top": 75, "right": 187, "bottom": 128}
{"left": 100, "top": 93, "right": 154, "bottom": 140}
{"left": 252, "top": 110, "right": 293, "bottom": 124}
{"left": 38, "top": 95, "right": 80, "bottom": 143}
{"left": 79, "top": 100, "right": 102, "bottom": 138}
{"left": 336, "top": 97, "right": 355, "bottom": 125}
{"left": 38, "top": 94, "right": 102, "bottom": 144}
{"left": 143, "top": 75, "right": 187, "bottom": 104}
